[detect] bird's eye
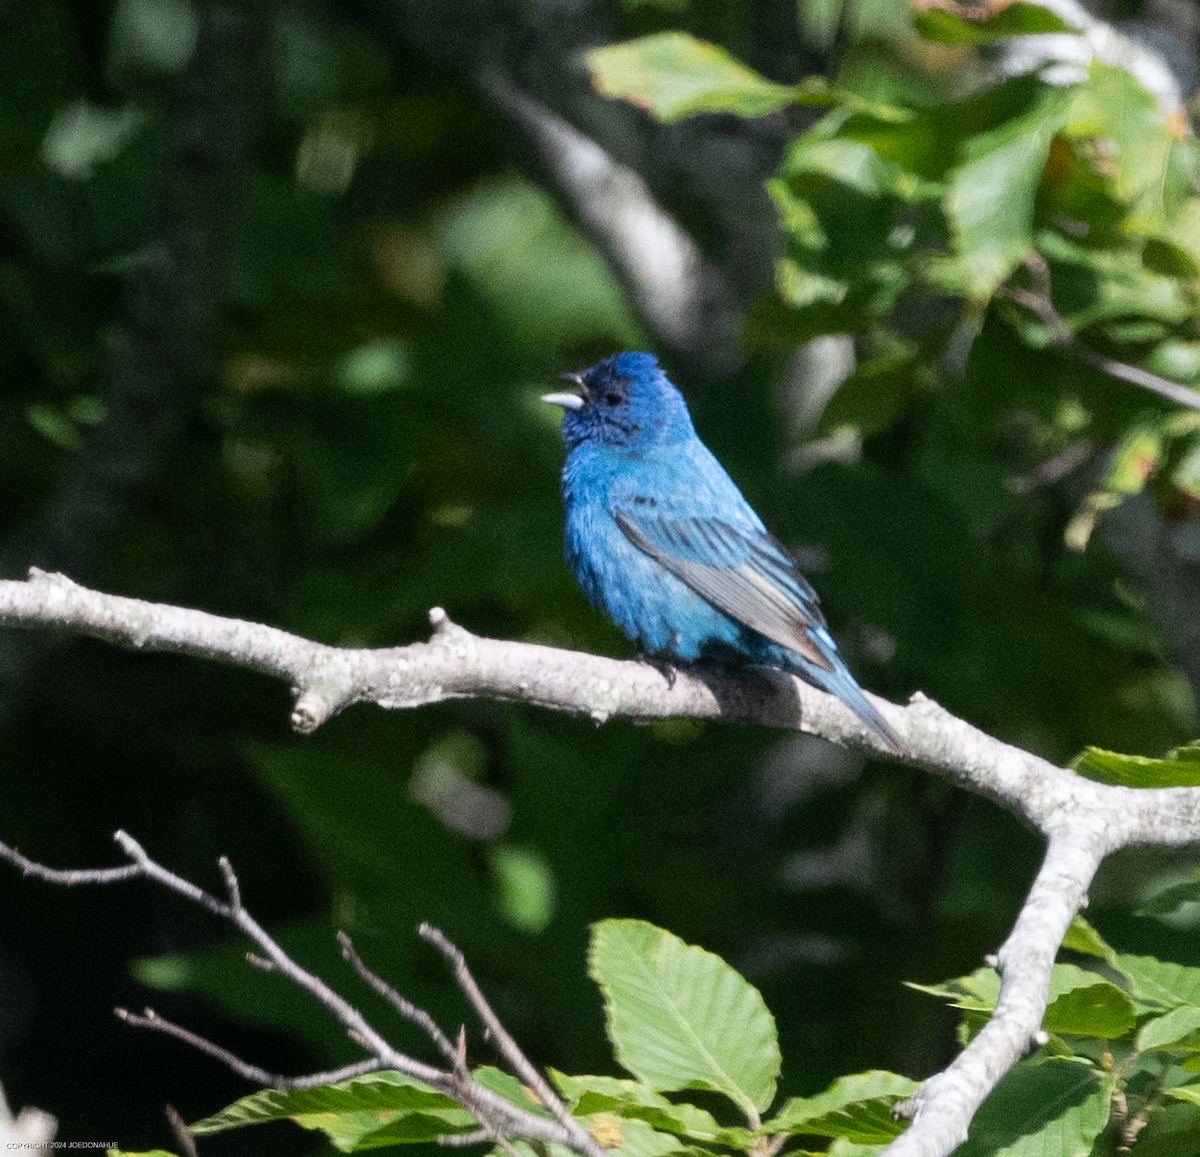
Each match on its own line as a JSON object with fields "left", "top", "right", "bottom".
{"left": 605, "top": 392, "right": 623, "bottom": 406}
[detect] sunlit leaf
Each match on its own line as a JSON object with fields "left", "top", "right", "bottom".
{"left": 764, "top": 1071, "right": 918, "bottom": 1143}
{"left": 915, "top": 3, "right": 1073, "bottom": 45}
{"left": 587, "top": 32, "right": 812, "bottom": 122}
{"left": 588, "top": 919, "right": 780, "bottom": 1115}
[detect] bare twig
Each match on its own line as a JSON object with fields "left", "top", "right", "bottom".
{"left": 115, "top": 1008, "right": 385, "bottom": 1090}
{"left": 1000, "top": 256, "right": 1200, "bottom": 412}
{"left": 166, "top": 1104, "right": 200, "bottom": 1157}
{"left": 891, "top": 832, "right": 1106, "bottom": 1156}
{"left": 338, "top": 931, "right": 461, "bottom": 1069}
{"left": 420, "top": 923, "right": 594, "bottom": 1150}
{"left": 1, "top": 572, "right": 1200, "bottom": 1157}
{"left": 0, "top": 833, "right": 603, "bottom": 1156}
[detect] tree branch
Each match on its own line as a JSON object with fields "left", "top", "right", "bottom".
{"left": 1000, "top": 256, "right": 1200, "bottom": 412}
{"left": 0, "top": 831, "right": 605, "bottom": 1157}
{"left": 890, "top": 832, "right": 1105, "bottom": 1156}
{"left": 1, "top": 567, "right": 1199, "bottom": 1157}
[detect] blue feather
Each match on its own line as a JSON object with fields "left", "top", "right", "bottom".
{"left": 544, "top": 352, "right": 899, "bottom": 752}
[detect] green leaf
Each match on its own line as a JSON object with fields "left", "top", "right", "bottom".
{"left": 1140, "top": 872, "right": 1200, "bottom": 918}
{"left": 910, "top": 964, "right": 1134, "bottom": 1038}
{"left": 940, "top": 86, "right": 1070, "bottom": 296}
{"left": 489, "top": 843, "right": 555, "bottom": 934}
{"left": 915, "top": 3, "right": 1073, "bottom": 45}
{"left": 190, "top": 1070, "right": 477, "bottom": 1149}
{"left": 1110, "top": 955, "right": 1200, "bottom": 1012}
{"left": 550, "top": 1072, "right": 742, "bottom": 1143}
{"left": 1165, "top": 1081, "right": 1200, "bottom": 1107}
{"left": 1042, "top": 966, "right": 1136, "bottom": 1039}
{"left": 1137, "top": 1006, "right": 1200, "bottom": 1052}
{"left": 586, "top": 32, "right": 808, "bottom": 122}
{"left": 589, "top": 1116, "right": 710, "bottom": 1157}
{"left": 1065, "top": 63, "right": 1175, "bottom": 222}
{"left": 1062, "top": 916, "right": 1114, "bottom": 960}
{"left": 1073, "top": 745, "right": 1200, "bottom": 788}
{"left": 908, "top": 967, "right": 999, "bottom": 1012}
{"left": 954, "top": 1058, "right": 1112, "bottom": 1157}
{"left": 763, "top": 1071, "right": 918, "bottom": 1143}
{"left": 588, "top": 919, "right": 781, "bottom": 1116}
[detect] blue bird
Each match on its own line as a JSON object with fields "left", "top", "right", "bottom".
{"left": 543, "top": 351, "right": 900, "bottom": 752}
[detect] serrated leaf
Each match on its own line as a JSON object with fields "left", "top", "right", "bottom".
{"left": 915, "top": 3, "right": 1073, "bottom": 45}
{"left": 763, "top": 1071, "right": 917, "bottom": 1143}
{"left": 1137, "top": 1005, "right": 1200, "bottom": 1052}
{"left": 588, "top": 919, "right": 780, "bottom": 1116}
{"left": 190, "top": 1070, "right": 476, "bottom": 1149}
{"left": 954, "top": 1058, "right": 1112, "bottom": 1157}
{"left": 586, "top": 32, "right": 806, "bottom": 122}
{"left": 1110, "top": 955, "right": 1200, "bottom": 1012}
{"left": 550, "top": 1072, "right": 734, "bottom": 1142}
{"left": 911, "top": 963, "right": 1133, "bottom": 1038}
{"left": 1073, "top": 745, "right": 1200, "bottom": 788}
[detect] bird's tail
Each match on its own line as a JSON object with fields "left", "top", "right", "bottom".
{"left": 839, "top": 682, "right": 902, "bottom": 755}
{"left": 780, "top": 651, "right": 902, "bottom": 755}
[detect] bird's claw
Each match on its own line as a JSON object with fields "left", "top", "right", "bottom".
{"left": 637, "top": 652, "right": 678, "bottom": 689}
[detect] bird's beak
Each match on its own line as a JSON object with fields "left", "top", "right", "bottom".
{"left": 542, "top": 371, "right": 586, "bottom": 410}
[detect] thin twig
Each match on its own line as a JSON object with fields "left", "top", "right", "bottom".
{"left": 1000, "top": 256, "right": 1200, "bottom": 412}
{"left": 420, "top": 923, "right": 599, "bottom": 1155}
{"left": 116, "top": 1008, "right": 384, "bottom": 1089}
{"left": 165, "top": 1104, "right": 200, "bottom": 1157}
{"left": 0, "top": 832, "right": 602, "bottom": 1156}
{"left": 0, "top": 841, "right": 141, "bottom": 886}
{"left": 339, "top": 930, "right": 462, "bottom": 1070}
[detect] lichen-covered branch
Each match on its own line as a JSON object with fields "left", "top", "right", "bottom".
{"left": 1, "top": 567, "right": 1199, "bottom": 1157}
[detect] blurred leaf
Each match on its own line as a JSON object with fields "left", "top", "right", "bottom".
{"left": 1109, "top": 954, "right": 1200, "bottom": 1012}
{"left": 915, "top": 3, "right": 1073, "bottom": 45}
{"left": 489, "top": 844, "right": 555, "bottom": 934}
{"left": 107, "top": 0, "right": 197, "bottom": 83}
{"left": 1140, "top": 873, "right": 1200, "bottom": 918}
{"left": 437, "top": 177, "right": 641, "bottom": 348}
{"left": 587, "top": 32, "right": 813, "bottom": 122}
{"left": 1073, "top": 745, "right": 1200, "bottom": 788}
{"left": 1064, "top": 63, "right": 1176, "bottom": 224}
{"left": 938, "top": 87, "right": 1069, "bottom": 296}
{"left": 588, "top": 919, "right": 780, "bottom": 1115}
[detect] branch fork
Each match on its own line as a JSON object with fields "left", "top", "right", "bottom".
{"left": 1, "top": 569, "right": 1199, "bottom": 1157}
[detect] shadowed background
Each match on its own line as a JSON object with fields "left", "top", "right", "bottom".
{"left": 0, "top": 0, "right": 1198, "bottom": 1149}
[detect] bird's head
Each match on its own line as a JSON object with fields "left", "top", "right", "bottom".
{"left": 543, "top": 352, "right": 695, "bottom": 450}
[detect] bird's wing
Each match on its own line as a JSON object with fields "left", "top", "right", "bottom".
{"left": 613, "top": 505, "right": 836, "bottom": 671}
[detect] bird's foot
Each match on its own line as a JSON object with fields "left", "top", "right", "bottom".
{"left": 636, "top": 652, "right": 679, "bottom": 689}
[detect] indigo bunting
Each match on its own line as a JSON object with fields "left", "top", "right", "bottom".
{"left": 543, "top": 351, "right": 899, "bottom": 751}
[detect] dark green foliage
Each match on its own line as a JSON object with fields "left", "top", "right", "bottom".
{"left": 2, "top": 1, "right": 1199, "bottom": 1153}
